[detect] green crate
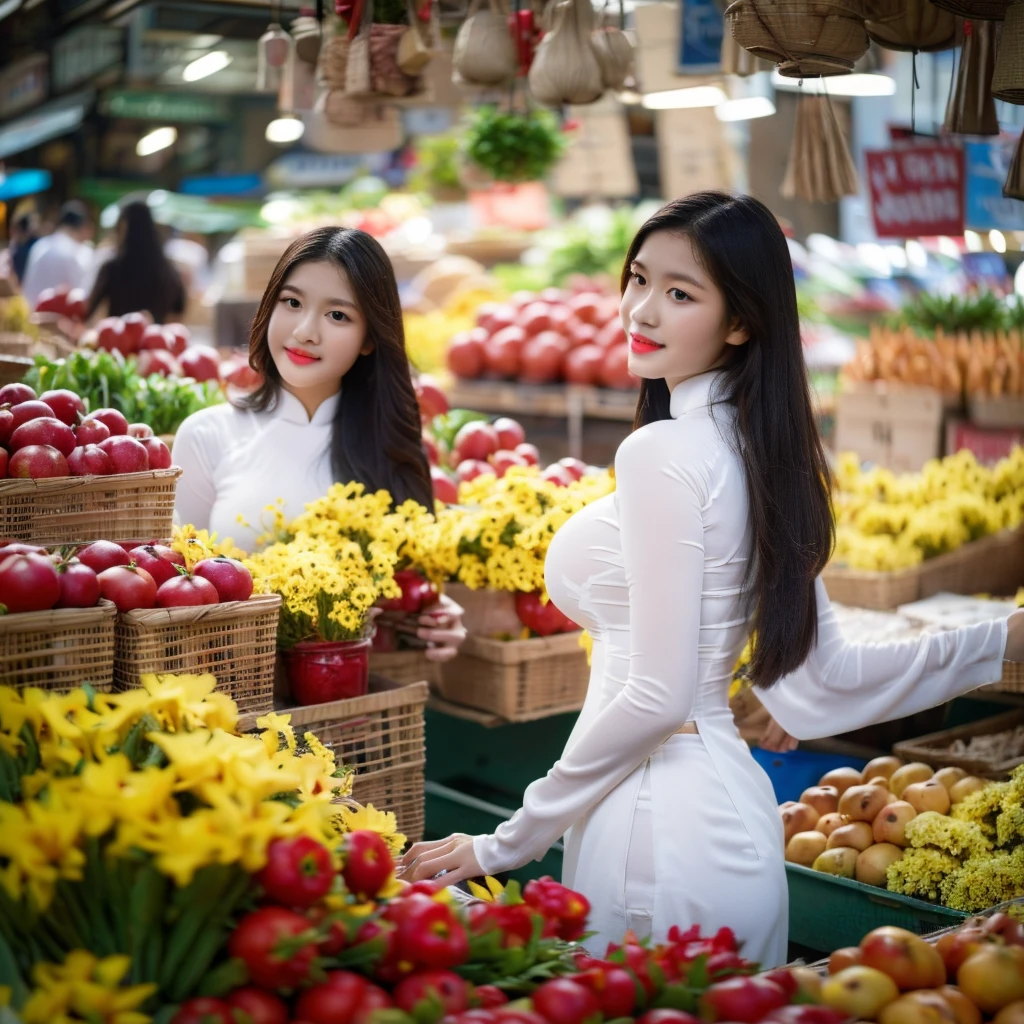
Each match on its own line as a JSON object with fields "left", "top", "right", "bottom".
{"left": 787, "top": 864, "right": 966, "bottom": 954}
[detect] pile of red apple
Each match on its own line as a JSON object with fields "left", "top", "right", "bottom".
{"left": 35, "top": 285, "right": 88, "bottom": 322}
{"left": 0, "top": 382, "right": 171, "bottom": 480}
{"left": 0, "top": 538, "right": 254, "bottom": 615}
{"left": 447, "top": 287, "right": 637, "bottom": 390}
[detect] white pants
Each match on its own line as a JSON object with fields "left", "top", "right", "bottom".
{"left": 624, "top": 761, "right": 655, "bottom": 940}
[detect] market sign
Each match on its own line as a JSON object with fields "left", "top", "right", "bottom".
{"left": 678, "top": 0, "right": 723, "bottom": 73}
{"left": 964, "top": 137, "right": 1024, "bottom": 231}
{"left": 100, "top": 90, "right": 231, "bottom": 123}
{"left": 265, "top": 152, "right": 391, "bottom": 189}
{"left": 864, "top": 145, "right": 965, "bottom": 239}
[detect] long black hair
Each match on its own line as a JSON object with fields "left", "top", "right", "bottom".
{"left": 87, "top": 201, "right": 185, "bottom": 323}
{"left": 626, "top": 191, "right": 834, "bottom": 689}
{"left": 244, "top": 227, "right": 433, "bottom": 509}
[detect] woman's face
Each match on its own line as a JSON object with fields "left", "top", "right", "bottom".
{"left": 620, "top": 230, "right": 747, "bottom": 392}
{"left": 267, "top": 259, "right": 372, "bottom": 408}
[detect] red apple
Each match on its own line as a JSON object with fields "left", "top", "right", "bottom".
{"left": 518, "top": 301, "right": 553, "bottom": 337}
{"left": 39, "top": 389, "right": 86, "bottom": 426}
{"left": 520, "top": 333, "right": 566, "bottom": 384}
{"left": 35, "top": 287, "right": 69, "bottom": 315}
{"left": 56, "top": 560, "right": 100, "bottom": 608}
{"left": 140, "top": 437, "right": 171, "bottom": 470}
{"left": 75, "top": 418, "right": 111, "bottom": 446}
{"left": 490, "top": 450, "right": 528, "bottom": 477}
{"left": 698, "top": 977, "right": 788, "bottom": 1024}
{"left": 90, "top": 408, "right": 129, "bottom": 436}
{"left": 98, "top": 436, "right": 149, "bottom": 474}
{"left": 97, "top": 564, "right": 157, "bottom": 612}
{"left": 0, "top": 383, "right": 35, "bottom": 406}
{"left": 0, "top": 449, "right": 7, "bottom": 478}
{"left": 128, "top": 423, "right": 154, "bottom": 439}
{"left": 65, "top": 288, "right": 88, "bottom": 322}
{"left": 178, "top": 345, "right": 221, "bottom": 383}
{"left": 96, "top": 318, "right": 128, "bottom": 354}
{"left": 431, "top": 466, "right": 458, "bottom": 504}
{"left": 10, "top": 400, "right": 58, "bottom": 430}
{"left": 447, "top": 334, "right": 485, "bottom": 380}
{"left": 138, "top": 325, "right": 171, "bottom": 351}
{"left": 479, "top": 303, "right": 517, "bottom": 334}
{"left": 77, "top": 541, "right": 131, "bottom": 574}
{"left": 493, "top": 417, "right": 526, "bottom": 450}
{"left": 859, "top": 926, "right": 947, "bottom": 991}
{"left": 422, "top": 433, "right": 439, "bottom": 466}
{"left": 0, "top": 409, "right": 14, "bottom": 447}
{"left": 67, "top": 445, "right": 114, "bottom": 477}
{"left": 515, "top": 442, "right": 540, "bottom": 466}
{"left": 415, "top": 375, "right": 449, "bottom": 419}
{"left": 9, "top": 445, "right": 69, "bottom": 479}
{"left": 136, "top": 349, "right": 181, "bottom": 378}
{"left": 129, "top": 544, "right": 186, "bottom": 587}
{"left": 156, "top": 573, "right": 219, "bottom": 607}
{"left": 558, "top": 457, "right": 586, "bottom": 481}
{"left": 453, "top": 421, "right": 500, "bottom": 463}
{"left": 456, "top": 459, "right": 492, "bottom": 483}
{"left": 541, "top": 464, "right": 575, "bottom": 487}
{"left": 0, "top": 552, "right": 61, "bottom": 613}
{"left": 193, "top": 557, "right": 253, "bottom": 603}
{"left": 9, "top": 418, "right": 77, "bottom": 458}
{"left": 564, "top": 344, "right": 605, "bottom": 385}
{"left": 164, "top": 323, "right": 190, "bottom": 356}
{"left": 219, "top": 357, "right": 262, "bottom": 390}
{"left": 483, "top": 326, "right": 526, "bottom": 378}
{"left": 121, "top": 312, "right": 149, "bottom": 352}
{"left": 595, "top": 321, "right": 626, "bottom": 349}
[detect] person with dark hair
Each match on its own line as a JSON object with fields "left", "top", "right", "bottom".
{"left": 20, "top": 200, "right": 92, "bottom": 306}
{"left": 400, "top": 192, "right": 1024, "bottom": 963}
{"left": 172, "top": 225, "right": 465, "bottom": 661}
{"left": 9, "top": 211, "right": 40, "bottom": 283}
{"left": 87, "top": 201, "right": 185, "bottom": 324}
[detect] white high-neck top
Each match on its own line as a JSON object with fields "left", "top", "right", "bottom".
{"left": 472, "top": 370, "right": 1007, "bottom": 966}
{"left": 171, "top": 389, "right": 339, "bottom": 552}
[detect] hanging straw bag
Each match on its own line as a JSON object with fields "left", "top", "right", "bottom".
{"left": 453, "top": 0, "right": 519, "bottom": 86}
{"left": 944, "top": 18, "right": 1000, "bottom": 134}
{"left": 863, "top": 0, "right": 957, "bottom": 51}
{"left": 591, "top": 0, "right": 635, "bottom": 90}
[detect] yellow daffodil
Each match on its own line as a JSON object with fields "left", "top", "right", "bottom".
{"left": 22, "top": 951, "right": 154, "bottom": 1024}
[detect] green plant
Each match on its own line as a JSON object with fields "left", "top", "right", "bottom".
{"left": 892, "top": 292, "right": 1008, "bottom": 334}
{"left": 409, "top": 134, "right": 463, "bottom": 193}
{"left": 463, "top": 107, "right": 567, "bottom": 184}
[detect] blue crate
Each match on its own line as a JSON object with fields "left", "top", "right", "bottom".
{"left": 752, "top": 748, "right": 868, "bottom": 804}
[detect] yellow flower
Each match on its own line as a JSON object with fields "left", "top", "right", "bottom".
{"left": 467, "top": 876, "right": 506, "bottom": 902}
{"left": 334, "top": 803, "right": 407, "bottom": 856}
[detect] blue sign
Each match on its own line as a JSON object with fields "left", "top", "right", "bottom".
{"left": 0, "top": 168, "right": 51, "bottom": 201}
{"left": 678, "top": 0, "right": 724, "bottom": 73}
{"left": 964, "top": 138, "right": 1024, "bottom": 231}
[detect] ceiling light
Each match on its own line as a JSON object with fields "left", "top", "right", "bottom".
{"left": 182, "top": 50, "right": 232, "bottom": 82}
{"left": 937, "top": 236, "right": 962, "bottom": 259}
{"left": 266, "top": 115, "right": 305, "bottom": 144}
{"left": 136, "top": 126, "right": 177, "bottom": 157}
{"left": 905, "top": 239, "right": 927, "bottom": 268}
{"left": 964, "top": 230, "right": 983, "bottom": 253}
{"left": 771, "top": 71, "right": 896, "bottom": 97}
{"left": 990, "top": 229, "right": 1007, "bottom": 253}
{"left": 715, "top": 96, "right": 776, "bottom": 122}
{"left": 642, "top": 85, "right": 727, "bottom": 110}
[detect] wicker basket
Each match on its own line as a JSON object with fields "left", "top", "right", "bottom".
{"left": 436, "top": 631, "right": 590, "bottom": 723}
{"left": 113, "top": 594, "right": 280, "bottom": 715}
{"left": 237, "top": 675, "right": 428, "bottom": 843}
{"left": 894, "top": 708, "right": 1024, "bottom": 779}
{"left": 725, "top": 0, "right": 869, "bottom": 78}
{"left": 931, "top": 0, "right": 1012, "bottom": 18}
{"left": 0, "top": 354, "right": 33, "bottom": 389}
{"left": 863, "top": 0, "right": 957, "bottom": 50}
{"left": 445, "top": 583, "right": 522, "bottom": 638}
{"left": 979, "top": 660, "right": 1024, "bottom": 695}
{"left": 0, "top": 332, "right": 33, "bottom": 357}
{"left": 993, "top": 1, "right": 1024, "bottom": 102}
{"left": 0, "top": 468, "right": 181, "bottom": 547}
{"left": 0, "top": 600, "right": 116, "bottom": 691}
{"left": 369, "top": 649, "right": 440, "bottom": 686}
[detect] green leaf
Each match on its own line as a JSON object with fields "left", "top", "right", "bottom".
{"left": 195, "top": 956, "right": 249, "bottom": 998}
{"left": 0, "top": 928, "right": 29, "bottom": 1007}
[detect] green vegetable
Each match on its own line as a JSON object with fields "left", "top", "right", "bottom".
{"left": 463, "top": 107, "right": 566, "bottom": 185}
{"left": 892, "top": 292, "right": 1009, "bottom": 334}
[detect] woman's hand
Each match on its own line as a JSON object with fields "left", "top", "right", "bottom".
{"left": 1006, "top": 608, "right": 1024, "bottom": 663}
{"left": 759, "top": 715, "right": 799, "bottom": 753}
{"left": 417, "top": 593, "right": 467, "bottom": 663}
{"left": 399, "top": 833, "right": 482, "bottom": 885}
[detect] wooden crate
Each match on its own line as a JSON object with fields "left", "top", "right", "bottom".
{"left": 113, "top": 594, "right": 280, "bottom": 715}
{"left": 436, "top": 631, "right": 590, "bottom": 723}
{"left": 238, "top": 675, "right": 428, "bottom": 843}
{"left": 0, "top": 600, "right": 116, "bottom": 691}
{"left": 894, "top": 708, "right": 1024, "bottom": 779}
{"left": 369, "top": 649, "right": 439, "bottom": 686}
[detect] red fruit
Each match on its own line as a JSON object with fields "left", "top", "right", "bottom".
{"left": 91, "top": 408, "right": 129, "bottom": 436}
{"left": 179, "top": 345, "right": 221, "bottom": 382}
{"left": 453, "top": 421, "right": 500, "bottom": 463}
{"left": 595, "top": 321, "right": 626, "bottom": 349}
{"left": 495, "top": 1012, "right": 547, "bottom": 1024}
{"left": 9, "top": 418, "right": 76, "bottom": 457}
{"left": 531, "top": 979, "right": 601, "bottom": 1024}
{"left": 515, "top": 442, "right": 540, "bottom": 466}
{"left": 156, "top": 574, "right": 219, "bottom": 607}
{"left": 341, "top": 829, "right": 394, "bottom": 899}
{"left": 75, "top": 418, "right": 111, "bottom": 446}
{"left": 564, "top": 345, "right": 605, "bottom": 385}
{"left": 98, "top": 435, "right": 149, "bottom": 474}
{"left": 761, "top": 1008, "right": 849, "bottom": 1024}
{"left": 478, "top": 303, "right": 515, "bottom": 333}
{"left": 220, "top": 356, "right": 262, "bottom": 390}
{"left": 567, "top": 321, "right": 599, "bottom": 350}
{"left": 431, "top": 466, "right": 458, "bottom": 504}
{"left": 476, "top": 987, "right": 510, "bottom": 1009}
{"left": 518, "top": 302, "right": 554, "bottom": 337}
{"left": 448, "top": 334, "right": 486, "bottom": 379}
{"left": 164, "top": 322, "right": 190, "bottom": 355}
{"left": 540, "top": 464, "right": 575, "bottom": 487}
{"left": 295, "top": 973, "right": 392, "bottom": 1024}
{"left": 10, "top": 400, "right": 58, "bottom": 430}
{"left": 258, "top": 836, "right": 334, "bottom": 908}
{"left": 228, "top": 907, "right": 317, "bottom": 992}
{"left": 224, "top": 987, "right": 289, "bottom": 1024}
{"left": 0, "top": 383, "right": 35, "bottom": 406}
{"left": 567, "top": 293, "right": 604, "bottom": 326}
{"left": 77, "top": 541, "right": 132, "bottom": 574}
{"left": 65, "top": 288, "right": 87, "bottom": 322}
{"left": 9, "top": 445, "right": 69, "bottom": 479}
{"left": 575, "top": 967, "right": 638, "bottom": 1018}
{"left": 600, "top": 345, "right": 636, "bottom": 390}
{"left": 515, "top": 591, "right": 576, "bottom": 636}
{"left": 128, "top": 423, "right": 154, "bottom": 439}
{"left": 395, "top": 899, "right": 469, "bottom": 969}
{"left": 423, "top": 433, "right": 439, "bottom": 466}
{"left": 520, "top": 333, "right": 567, "bottom": 384}
{"left": 490, "top": 450, "right": 528, "bottom": 478}
{"left": 129, "top": 544, "right": 186, "bottom": 586}
{"left": 456, "top": 459, "right": 492, "bottom": 484}
{"left": 56, "top": 561, "right": 101, "bottom": 609}
{"left": 0, "top": 553, "right": 61, "bottom": 613}
{"left": 35, "top": 287, "right": 69, "bottom": 315}
{"left": 97, "top": 564, "right": 158, "bottom": 612}
{"left": 0, "top": 542, "right": 48, "bottom": 555}
{"left": 761, "top": 969, "right": 799, "bottom": 998}
{"left": 394, "top": 970, "right": 471, "bottom": 1015}
{"left": 170, "top": 998, "right": 234, "bottom": 1024}
{"left": 698, "top": 977, "right": 788, "bottom": 1024}
{"left": 138, "top": 324, "right": 171, "bottom": 351}
{"left": 0, "top": 409, "right": 14, "bottom": 448}
{"left": 484, "top": 326, "right": 526, "bottom": 378}
{"left": 121, "top": 312, "right": 149, "bottom": 352}
{"left": 636, "top": 1013, "right": 701, "bottom": 1024}
{"left": 96, "top": 318, "right": 129, "bottom": 354}
{"left": 39, "top": 389, "right": 85, "bottom": 426}
{"left": 137, "top": 349, "right": 181, "bottom": 378}
{"left": 558, "top": 458, "right": 586, "bottom": 481}
{"left": 140, "top": 437, "right": 172, "bottom": 471}
{"left": 416, "top": 375, "right": 449, "bottom": 418}
{"left": 193, "top": 557, "right": 254, "bottom": 603}
{"left": 0, "top": 449, "right": 7, "bottom": 478}
{"left": 493, "top": 417, "right": 526, "bottom": 450}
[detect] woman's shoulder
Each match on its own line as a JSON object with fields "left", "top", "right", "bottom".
{"left": 174, "top": 400, "right": 254, "bottom": 448}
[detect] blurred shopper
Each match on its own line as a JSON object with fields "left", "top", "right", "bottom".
{"left": 21, "top": 200, "right": 93, "bottom": 306}
{"left": 9, "top": 211, "right": 40, "bottom": 284}
{"left": 87, "top": 201, "right": 185, "bottom": 325}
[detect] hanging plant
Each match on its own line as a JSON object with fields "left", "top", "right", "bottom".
{"left": 463, "top": 106, "right": 567, "bottom": 183}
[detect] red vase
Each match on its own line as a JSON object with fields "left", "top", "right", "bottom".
{"left": 284, "top": 638, "right": 371, "bottom": 706}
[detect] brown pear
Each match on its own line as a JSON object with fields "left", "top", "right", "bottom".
{"left": 890, "top": 762, "right": 934, "bottom": 798}
{"left": 904, "top": 779, "right": 951, "bottom": 816}
{"left": 801, "top": 785, "right": 840, "bottom": 817}
{"left": 827, "top": 821, "right": 875, "bottom": 852}
{"left": 820, "top": 766, "right": 865, "bottom": 796}
{"left": 873, "top": 801, "right": 917, "bottom": 848}
{"left": 863, "top": 755, "right": 904, "bottom": 782}
{"left": 840, "top": 783, "right": 891, "bottom": 822}
{"left": 856, "top": 842, "right": 904, "bottom": 887}
{"left": 782, "top": 802, "right": 821, "bottom": 843}
{"left": 786, "top": 830, "right": 829, "bottom": 866}
{"left": 934, "top": 766, "right": 968, "bottom": 793}
{"left": 817, "top": 812, "right": 847, "bottom": 838}
{"left": 813, "top": 847, "right": 859, "bottom": 878}
{"left": 950, "top": 776, "right": 990, "bottom": 804}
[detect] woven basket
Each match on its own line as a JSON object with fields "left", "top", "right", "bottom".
{"left": 0, "top": 354, "right": 33, "bottom": 389}
{"left": 436, "top": 631, "right": 590, "bottom": 723}
{"left": 979, "top": 660, "right": 1024, "bottom": 695}
{"left": 931, "top": 0, "right": 1012, "bottom": 18}
{"left": 319, "top": 33, "right": 350, "bottom": 88}
{"left": 0, "top": 600, "right": 116, "bottom": 691}
{"left": 113, "top": 594, "right": 280, "bottom": 715}
{"left": 894, "top": 708, "right": 1024, "bottom": 779}
{"left": 0, "top": 468, "right": 181, "bottom": 547}
{"left": 993, "top": 1, "right": 1024, "bottom": 102}
{"left": 725, "top": 0, "right": 869, "bottom": 78}
{"left": 445, "top": 583, "right": 522, "bottom": 638}
{"left": 237, "top": 675, "right": 428, "bottom": 843}
{"left": 0, "top": 332, "right": 33, "bottom": 357}
{"left": 369, "top": 649, "right": 440, "bottom": 686}
{"left": 863, "top": 0, "right": 957, "bottom": 50}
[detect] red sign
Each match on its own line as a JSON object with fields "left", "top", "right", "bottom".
{"left": 865, "top": 145, "right": 965, "bottom": 238}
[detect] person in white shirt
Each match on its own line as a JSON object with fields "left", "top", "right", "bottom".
{"left": 172, "top": 225, "right": 465, "bottom": 662}
{"left": 400, "top": 192, "right": 1024, "bottom": 963}
{"left": 20, "top": 200, "right": 93, "bottom": 308}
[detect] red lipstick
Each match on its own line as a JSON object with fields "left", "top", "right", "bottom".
{"left": 285, "top": 347, "right": 320, "bottom": 365}
{"left": 630, "top": 332, "right": 664, "bottom": 355}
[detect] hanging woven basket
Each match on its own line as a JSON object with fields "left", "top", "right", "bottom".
{"left": 930, "top": 0, "right": 1012, "bottom": 20}
{"left": 944, "top": 18, "right": 1000, "bottom": 134}
{"left": 781, "top": 94, "right": 859, "bottom": 202}
{"left": 863, "top": 0, "right": 957, "bottom": 51}
{"left": 993, "top": 1, "right": 1024, "bottom": 102}
{"left": 725, "top": 0, "right": 869, "bottom": 78}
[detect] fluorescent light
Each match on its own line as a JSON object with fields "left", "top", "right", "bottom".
{"left": 136, "top": 126, "right": 177, "bottom": 157}
{"left": 715, "top": 96, "right": 776, "bottom": 121}
{"left": 990, "top": 229, "right": 1007, "bottom": 253}
{"left": 937, "top": 236, "right": 962, "bottom": 259}
{"left": 771, "top": 71, "right": 896, "bottom": 97}
{"left": 183, "top": 50, "right": 232, "bottom": 82}
{"left": 616, "top": 89, "right": 642, "bottom": 106}
{"left": 964, "top": 230, "right": 983, "bottom": 252}
{"left": 266, "top": 115, "right": 305, "bottom": 144}
{"left": 642, "top": 85, "right": 727, "bottom": 110}
{"left": 905, "top": 239, "right": 927, "bottom": 268}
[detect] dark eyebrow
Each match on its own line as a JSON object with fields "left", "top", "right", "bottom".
{"left": 279, "top": 283, "right": 358, "bottom": 309}
{"left": 630, "top": 259, "right": 705, "bottom": 289}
